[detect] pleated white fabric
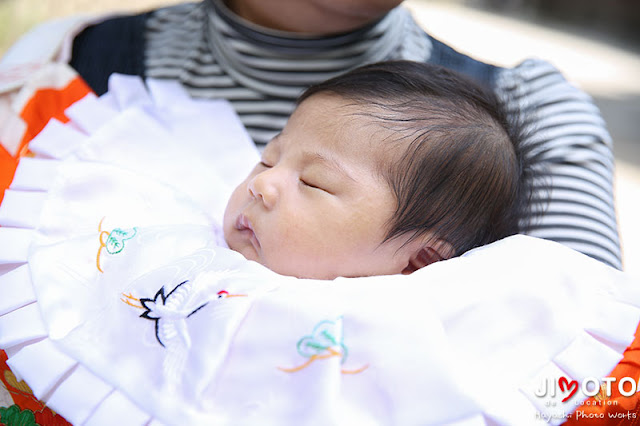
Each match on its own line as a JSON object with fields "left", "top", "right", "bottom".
{"left": 0, "top": 74, "right": 638, "bottom": 425}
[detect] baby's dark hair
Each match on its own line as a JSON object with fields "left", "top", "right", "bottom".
{"left": 298, "top": 60, "right": 537, "bottom": 257}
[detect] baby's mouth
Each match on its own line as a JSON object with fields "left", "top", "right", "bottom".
{"left": 235, "top": 214, "right": 261, "bottom": 250}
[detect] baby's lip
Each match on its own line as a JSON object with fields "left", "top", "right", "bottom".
{"left": 235, "top": 214, "right": 260, "bottom": 249}
{"left": 235, "top": 214, "right": 253, "bottom": 232}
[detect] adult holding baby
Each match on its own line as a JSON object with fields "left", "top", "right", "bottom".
{"left": 0, "top": 0, "right": 620, "bottom": 270}
{"left": 0, "top": 1, "right": 633, "bottom": 423}
{"left": 66, "top": 0, "right": 622, "bottom": 270}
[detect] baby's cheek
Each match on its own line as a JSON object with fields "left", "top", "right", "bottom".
{"left": 274, "top": 217, "right": 325, "bottom": 256}
{"left": 222, "top": 188, "right": 241, "bottom": 225}
{"left": 274, "top": 219, "right": 310, "bottom": 250}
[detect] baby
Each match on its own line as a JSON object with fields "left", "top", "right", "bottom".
{"left": 223, "top": 60, "right": 533, "bottom": 280}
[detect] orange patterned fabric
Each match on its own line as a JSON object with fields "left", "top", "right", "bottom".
{"left": 0, "top": 76, "right": 91, "bottom": 205}
{"left": 19, "top": 77, "right": 91, "bottom": 150}
{"left": 0, "top": 146, "right": 17, "bottom": 207}
{"left": 564, "top": 323, "right": 640, "bottom": 425}
{"left": 0, "top": 351, "right": 71, "bottom": 426}
{"left": 0, "top": 73, "right": 91, "bottom": 425}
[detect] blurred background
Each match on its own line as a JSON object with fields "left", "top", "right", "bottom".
{"left": 0, "top": 0, "right": 638, "bottom": 273}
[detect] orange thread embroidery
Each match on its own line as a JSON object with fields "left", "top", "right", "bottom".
{"left": 121, "top": 292, "right": 144, "bottom": 309}
{"left": 96, "top": 217, "right": 108, "bottom": 273}
{"left": 96, "top": 217, "right": 137, "bottom": 273}
{"left": 278, "top": 347, "right": 342, "bottom": 373}
{"left": 341, "top": 364, "right": 370, "bottom": 375}
{"left": 279, "top": 319, "right": 369, "bottom": 375}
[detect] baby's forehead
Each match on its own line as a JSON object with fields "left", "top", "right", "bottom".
{"left": 268, "top": 94, "right": 410, "bottom": 179}
{"left": 281, "top": 97, "right": 395, "bottom": 149}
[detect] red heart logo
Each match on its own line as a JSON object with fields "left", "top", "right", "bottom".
{"left": 558, "top": 377, "right": 578, "bottom": 402}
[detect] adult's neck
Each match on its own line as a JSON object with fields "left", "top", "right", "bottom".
{"left": 223, "top": 0, "right": 403, "bottom": 35}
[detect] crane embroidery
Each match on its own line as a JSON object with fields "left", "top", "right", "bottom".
{"left": 278, "top": 319, "right": 369, "bottom": 375}
{"left": 96, "top": 217, "right": 137, "bottom": 273}
{"left": 121, "top": 273, "right": 246, "bottom": 388}
{"left": 121, "top": 279, "right": 246, "bottom": 347}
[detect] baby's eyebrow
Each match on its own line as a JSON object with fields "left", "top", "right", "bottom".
{"left": 265, "top": 133, "right": 282, "bottom": 150}
{"left": 261, "top": 133, "right": 282, "bottom": 157}
{"left": 307, "top": 151, "right": 356, "bottom": 182}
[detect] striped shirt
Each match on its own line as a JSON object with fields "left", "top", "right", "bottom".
{"left": 145, "top": 1, "right": 433, "bottom": 144}
{"left": 72, "top": 0, "right": 622, "bottom": 269}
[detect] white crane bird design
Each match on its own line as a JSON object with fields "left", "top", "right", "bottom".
{"left": 121, "top": 270, "right": 246, "bottom": 389}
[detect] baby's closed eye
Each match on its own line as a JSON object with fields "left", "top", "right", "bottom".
{"left": 299, "top": 176, "right": 334, "bottom": 195}
{"left": 300, "top": 178, "right": 322, "bottom": 190}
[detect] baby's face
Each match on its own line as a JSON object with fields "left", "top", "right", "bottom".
{"left": 223, "top": 94, "right": 417, "bottom": 279}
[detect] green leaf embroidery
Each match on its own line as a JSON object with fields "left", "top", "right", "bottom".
{"left": 105, "top": 227, "right": 137, "bottom": 254}
{"left": 0, "top": 405, "right": 37, "bottom": 426}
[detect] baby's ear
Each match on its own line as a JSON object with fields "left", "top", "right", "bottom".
{"left": 401, "top": 239, "right": 454, "bottom": 274}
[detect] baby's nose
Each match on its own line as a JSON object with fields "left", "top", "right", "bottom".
{"left": 248, "top": 169, "right": 278, "bottom": 209}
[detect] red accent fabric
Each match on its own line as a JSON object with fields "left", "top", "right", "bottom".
{"left": 0, "top": 351, "right": 71, "bottom": 425}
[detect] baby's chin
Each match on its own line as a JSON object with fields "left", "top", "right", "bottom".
{"left": 227, "top": 240, "right": 258, "bottom": 264}
{"left": 260, "top": 260, "right": 341, "bottom": 280}
{"left": 265, "top": 261, "right": 397, "bottom": 281}
{"left": 232, "top": 250, "right": 325, "bottom": 279}
{"left": 223, "top": 233, "right": 344, "bottom": 279}
{"left": 222, "top": 231, "right": 254, "bottom": 261}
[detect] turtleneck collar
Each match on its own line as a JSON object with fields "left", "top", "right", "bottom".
{"left": 207, "top": 0, "right": 403, "bottom": 54}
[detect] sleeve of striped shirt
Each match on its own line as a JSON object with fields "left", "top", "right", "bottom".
{"left": 494, "top": 58, "right": 622, "bottom": 269}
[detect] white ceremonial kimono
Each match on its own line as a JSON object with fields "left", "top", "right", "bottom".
{"left": 0, "top": 75, "right": 638, "bottom": 426}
